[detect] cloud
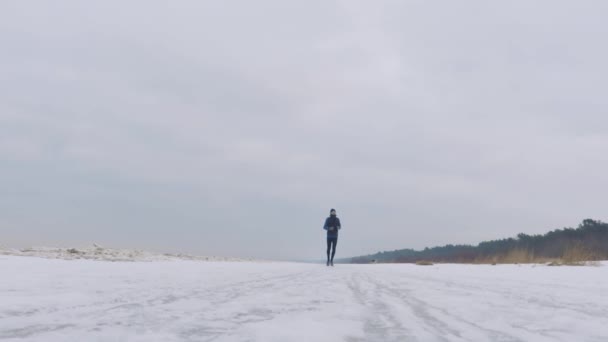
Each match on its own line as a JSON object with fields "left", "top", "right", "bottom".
{"left": 1, "top": 1, "right": 608, "bottom": 259}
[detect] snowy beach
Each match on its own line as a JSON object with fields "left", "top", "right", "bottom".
{"left": 1, "top": 256, "right": 607, "bottom": 341}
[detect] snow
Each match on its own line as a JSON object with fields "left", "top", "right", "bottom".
{"left": 0, "top": 246, "right": 252, "bottom": 262}
{"left": 1, "top": 256, "right": 608, "bottom": 341}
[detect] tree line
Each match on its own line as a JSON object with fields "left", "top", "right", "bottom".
{"left": 349, "top": 219, "right": 608, "bottom": 264}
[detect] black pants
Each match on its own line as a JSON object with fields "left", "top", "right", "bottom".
{"left": 327, "top": 237, "right": 338, "bottom": 261}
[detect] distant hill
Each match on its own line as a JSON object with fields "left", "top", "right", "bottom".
{"left": 349, "top": 219, "right": 608, "bottom": 264}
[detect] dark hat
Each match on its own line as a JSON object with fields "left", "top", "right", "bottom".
{"left": 330, "top": 208, "right": 336, "bottom": 215}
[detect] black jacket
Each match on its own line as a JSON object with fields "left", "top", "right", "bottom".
{"left": 323, "top": 216, "right": 341, "bottom": 238}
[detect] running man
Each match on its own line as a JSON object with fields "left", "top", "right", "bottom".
{"left": 323, "top": 208, "right": 341, "bottom": 266}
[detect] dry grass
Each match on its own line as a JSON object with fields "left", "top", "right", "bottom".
{"left": 471, "top": 247, "right": 598, "bottom": 266}
{"left": 414, "top": 244, "right": 602, "bottom": 266}
{"left": 490, "top": 243, "right": 600, "bottom": 266}
{"left": 561, "top": 243, "right": 596, "bottom": 265}
{"left": 545, "top": 244, "right": 600, "bottom": 266}
{"left": 472, "top": 250, "right": 543, "bottom": 265}
{"left": 498, "top": 249, "right": 535, "bottom": 264}
{"left": 415, "top": 260, "right": 434, "bottom": 266}
{"left": 546, "top": 260, "right": 600, "bottom": 267}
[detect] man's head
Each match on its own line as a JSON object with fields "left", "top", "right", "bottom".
{"left": 330, "top": 208, "right": 336, "bottom": 216}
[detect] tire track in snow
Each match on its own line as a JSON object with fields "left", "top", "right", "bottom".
{"left": 1, "top": 266, "right": 318, "bottom": 342}
{"left": 347, "top": 270, "right": 415, "bottom": 341}
{"left": 366, "top": 275, "right": 523, "bottom": 342}
{"left": 176, "top": 269, "right": 324, "bottom": 341}
{"left": 381, "top": 271, "right": 603, "bottom": 341}
{"left": 3, "top": 258, "right": 608, "bottom": 341}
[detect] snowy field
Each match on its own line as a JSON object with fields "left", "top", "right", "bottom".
{"left": 1, "top": 256, "right": 607, "bottom": 342}
{"left": 0, "top": 246, "right": 250, "bottom": 262}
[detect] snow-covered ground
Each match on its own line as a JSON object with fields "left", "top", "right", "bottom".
{"left": 0, "top": 246, "right": 251, "bottom": 262}
{"left": 1, "top": 256, "right": 607, "bottom": 342}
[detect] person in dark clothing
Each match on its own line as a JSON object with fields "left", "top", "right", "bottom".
{"left": 323, "top": 208, "right": 341, "bottom": 266}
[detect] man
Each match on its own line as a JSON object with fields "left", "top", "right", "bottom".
{"left": 323, "top": 208, "right": 341, "bottom": 266}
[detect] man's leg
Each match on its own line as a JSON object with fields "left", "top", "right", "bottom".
{"left": 330, "top": 238, "right": 338, "bottom": 263}
{"left": 326, "top": 239, "right": 331, "bottom": 265}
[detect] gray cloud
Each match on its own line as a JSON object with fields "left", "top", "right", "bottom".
{"left": 1, "top": 1, "right": 608, "bottom": 259}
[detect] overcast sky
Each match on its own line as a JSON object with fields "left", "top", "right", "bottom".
{"left": 1, "top": 1, "right": 608, "bottom": 260}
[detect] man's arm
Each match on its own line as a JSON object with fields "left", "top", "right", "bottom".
{"left": 337, "top": 218, "right": 341, "bottom": 230}
{"left": 323, "top": 218, "right": 329, "bottom": 230}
